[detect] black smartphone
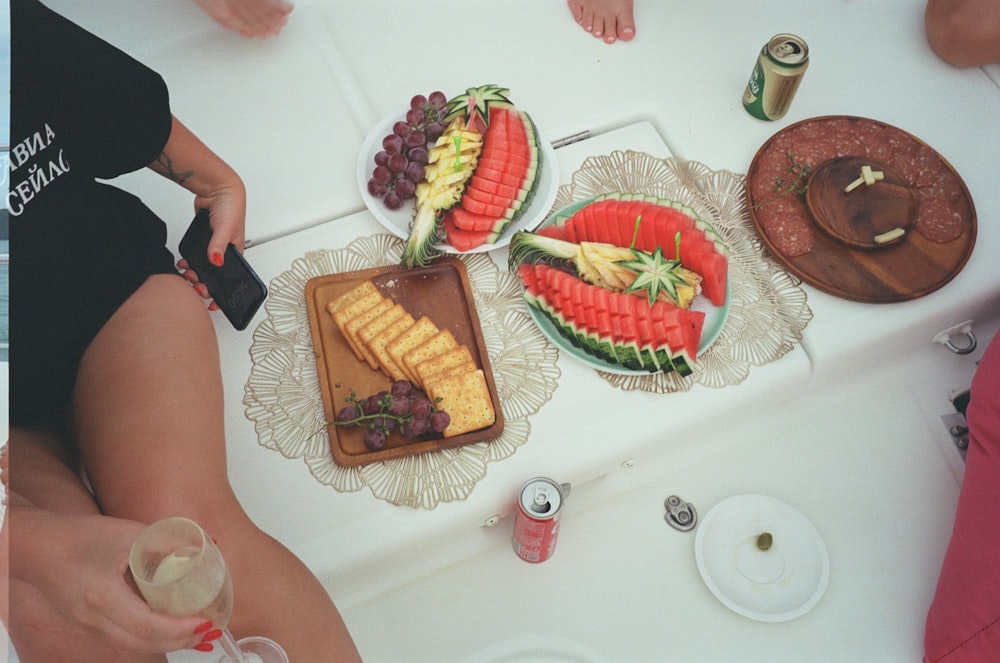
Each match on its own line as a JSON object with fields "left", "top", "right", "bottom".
{"left": 178, "top": 209, "right": 267, "bottom": 331}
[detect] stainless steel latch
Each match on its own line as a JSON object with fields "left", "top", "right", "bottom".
{"left": 664, "top": 495, "right": 697, "bottom": 532}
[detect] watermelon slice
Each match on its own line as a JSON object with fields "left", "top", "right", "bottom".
{"left": 442, "top": 211, "right": 495, "bottom": 251}
{"left": 519, "top": 263, "right": 705, "bottom": 375}
{"left": 447, "top": 105, "right": 542, "bottom": 249}
{"left": 553, "top": 194, "right": 729, "bottom": 306}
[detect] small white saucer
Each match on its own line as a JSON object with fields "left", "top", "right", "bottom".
{"left": 694, "top": 494, "right": 830, "bottom": 622}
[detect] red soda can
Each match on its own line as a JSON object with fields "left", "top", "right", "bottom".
{"left": 512, "top": 477, "right": 566, "bottom": 563}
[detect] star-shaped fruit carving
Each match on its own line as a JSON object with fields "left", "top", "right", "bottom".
{"left": 615, "top": 246, "right": 690, "bottom": 306}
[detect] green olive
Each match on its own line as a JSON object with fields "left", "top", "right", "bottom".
{"left": 757, "top": 532, "right": 773, "bottom": 551}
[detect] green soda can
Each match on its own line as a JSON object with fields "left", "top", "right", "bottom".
{"left": 742, "top": 34, "right": 809, "bottom": 121}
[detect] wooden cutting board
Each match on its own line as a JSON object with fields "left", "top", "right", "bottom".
{"left": 305, "top": 258, "right": 504, "bottom": 466}
{"left": 746, "top": 116, "right": 976, "bottom": 303}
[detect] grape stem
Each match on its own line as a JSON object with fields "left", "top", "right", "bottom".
{"left": 332, "top": 411, "right": 410, "bottom": 428}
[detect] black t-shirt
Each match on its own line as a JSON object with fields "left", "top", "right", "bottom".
{"left": 10, "top": 0, "right": 180, "bottom": 430}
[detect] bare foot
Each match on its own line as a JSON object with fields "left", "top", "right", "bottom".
{"left": 567, "top": 0, "right": 635, "bottom": 44}
{"left": 193, "top": 0, "right": 293, "bottom": 38}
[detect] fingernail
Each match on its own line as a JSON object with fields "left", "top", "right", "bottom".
{"left": 200, "top": 629, "right": 224, "bottom": 643}
{"left": 211, "top": 252, "right": 224, "bottom": 266}
{"left": 194, "top": 621, "right": 214, "bottom": 635}
{"left": 194, "top": 642, "right": 215, "bottom": 652}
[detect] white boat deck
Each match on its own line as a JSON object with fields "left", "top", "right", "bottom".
{"left": 6, "top": 1, "right": 1000, "bottom": 660}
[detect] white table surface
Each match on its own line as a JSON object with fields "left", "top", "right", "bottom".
{"left": 22, "top": 1, "right": 1000, "bottom": 661}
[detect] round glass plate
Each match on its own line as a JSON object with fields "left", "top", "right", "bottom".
{"left": 695, "top": 494, "right": 830, "bottom": 622}
{"left": 523, "top": 196, "right": 731, "bottom": 376}
{"left": 356, "top": 110, "right": 560, "bottom": 254}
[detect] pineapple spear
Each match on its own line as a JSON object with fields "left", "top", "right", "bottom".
{"left": 400, "top": 116, "right": 482, "bottom": 268}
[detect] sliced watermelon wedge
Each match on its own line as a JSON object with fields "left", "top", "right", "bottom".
{"left": 447, "top": 105, "right": 542, "bottom": 250}
{"left": 518, "top": 263, "right": 705, "bottom": 375}
{"left": 443, "top": 210, "right": 495, "bottom": 252}
{"left": 551, "top": 194, "right": 729, "bottom": 306}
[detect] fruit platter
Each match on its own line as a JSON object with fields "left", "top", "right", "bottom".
{"left": 357, "top": 84, "right": 559, "bottom": 266}
{"left": 509, "top": 192, "right": 732, "bottom": 376}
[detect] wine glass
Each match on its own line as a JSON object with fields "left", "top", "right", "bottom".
{"left": 129, "top": 517, "right": 288, "bottom": 663}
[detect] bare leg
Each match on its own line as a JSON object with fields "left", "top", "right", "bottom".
{"left": 72, "top": 275, "right": 362, "bottom": 661}
{"left": 4, "top": 430, "right": 164, "bottom": 663}
{"left": 193, "top": 0, "right": 293, "bottom": 38}
{"left": 566, "top": 0, "right": 636, "bottom": 43}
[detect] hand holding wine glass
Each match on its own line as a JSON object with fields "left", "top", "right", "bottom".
{"left": 129, "top": 517, "right": 289, "bottom": 663}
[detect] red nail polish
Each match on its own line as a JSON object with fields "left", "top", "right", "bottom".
{"left": 194, "top": 642, "right": 214, "bottom": 652}
{"left": 201, "top": 629, "right": 224, "bottom": 643}
{"left": 194, "top": 621, "right": 214, "bottom": 635}
{"left": 210, "top": 252, "right": 224, "bottom": 266}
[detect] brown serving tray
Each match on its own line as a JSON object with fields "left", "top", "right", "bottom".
{"left": 746, "top": 115, "right": 976, "bottom": 303}
{"left": 304, "top": 258, "right": 504, "bottom": 466}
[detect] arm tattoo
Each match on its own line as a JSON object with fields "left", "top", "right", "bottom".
{"left": 153, "top": 153, "right": 195, "bottom": 185}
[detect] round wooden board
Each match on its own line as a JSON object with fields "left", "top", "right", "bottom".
{"left": 746, "top": 116, "right": 976, "bottom": 303}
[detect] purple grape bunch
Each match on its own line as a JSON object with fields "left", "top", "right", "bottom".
{"left": 334, "top": 379, "right": 451, "bottom": 451}
{"left": 367, "top": 91, "right": 449, "bottom": 211}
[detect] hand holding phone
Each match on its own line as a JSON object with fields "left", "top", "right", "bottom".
{"left": 179, "top": 209, "right": 267, "bottom": 330}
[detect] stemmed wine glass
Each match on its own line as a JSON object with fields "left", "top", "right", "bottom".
{"left": 129, "top": 517, "right": 289, "bottom": 663}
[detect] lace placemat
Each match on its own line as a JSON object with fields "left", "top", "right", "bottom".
{"left": 243, "top": 234, "right": 560, "bottom": 508}
{"left": 550, "top": 152, "right": 813, "bottom": 393}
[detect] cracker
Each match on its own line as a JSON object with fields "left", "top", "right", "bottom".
{"left": 367, "top": 313, "right": 416, "bottom": 380}
{"left": 344, "top": 299, "right": 393, "bottom": 360}
{"left": 326, "top": 280, "right": 379, "bottom": 315}
{"left": 414, "top": 345, "right": 474, "bottom": 386}
{"left": 427, "top": 369, "right": 495, "bottom": 437}
{"left": 387, "top": 317, "right": 439, "bottom": 384}
{"left": 421, "top": 360, "right": 477, "bottom": 393}
{"left": 357, "top": 304, "right": 407, "bottom": 369}
{"left": 330, "top": 291, "right": 387, "bottom": 360}
{"left": 403, "top": 329, "right": 459, "bottom": 387}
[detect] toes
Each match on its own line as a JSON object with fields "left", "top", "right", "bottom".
{"left": 591, "top": 16, "right": 606, "bottom": 38}
{"left": 618, "top": 19, "right": 636, "bottom": 41}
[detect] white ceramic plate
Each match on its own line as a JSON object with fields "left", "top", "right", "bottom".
{"left": 694, "top": 494, "right": 830, "bottom": 622}
{"left": 356, "top": 110, "right": 560, "bottom": 254}
{"left": 521, "top": 196, "right": 731, "bottom": 376}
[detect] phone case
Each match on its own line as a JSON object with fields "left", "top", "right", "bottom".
{"left": 179, "top": 210, "right": 267, "bottom": 330}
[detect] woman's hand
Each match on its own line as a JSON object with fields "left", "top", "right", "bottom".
{"left": 11, "top": 510, "right": 212, "bottom": 654}
{"left": 176, "top": 180, "right": 248, "bottom": 311}
{"left": 149, "top": 114, "right": 248, "bottom": 310}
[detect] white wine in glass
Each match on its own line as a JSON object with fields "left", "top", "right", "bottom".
{"left": 129, "top": 517, "right": 288, "bottom": 663}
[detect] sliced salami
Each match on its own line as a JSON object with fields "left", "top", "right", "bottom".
{"left": 749, "top": 116, "right": 971, "bottom": 257}
{"left": 916, "top": 196, "right": 965, "bottom": 243}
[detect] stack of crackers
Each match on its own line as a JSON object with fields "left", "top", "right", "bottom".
{"left": 326, "top": 280, "right": 496, "bottom": 438}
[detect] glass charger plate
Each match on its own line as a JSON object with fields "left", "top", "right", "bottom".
{"left": 356, "top": 110, "right": 561, "bottom": 253}
{"left": 548, "top": 152, "right": 813, "bottom": 393}
{"left": 523, "top": 195, "right": 732, "bottom": 376}
{"left": 695, "top": 494, "right": 830, "bottom": 622}
{"left": 243, "top": 235, "right": 560, "bottom": 508}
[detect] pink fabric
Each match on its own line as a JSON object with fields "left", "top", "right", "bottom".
{"left": 924, "top": 331, "right": 1000, "bottom": 662}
